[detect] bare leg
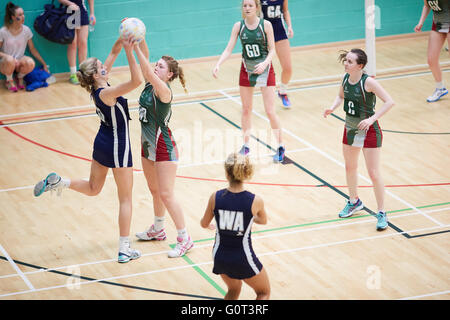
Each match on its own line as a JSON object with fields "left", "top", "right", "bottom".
{"left": 220, "top": 274, "right": 243, "bottom": 300}
{"left": 112, "top": 167, "right": 133, "bottom": 237}
{"left": 362, "top": 147, "right": 385, "bottom": 212}
{"left": 427, "top": 31, "right": 446, "bottom": 83}
{"left": 243, "top": 267, "right": 271, "bottom": 300}
{"left": 155, "top": 161, "right": 185, "bottom": 230}
{"left": 260, "top": 86, "right": 282, "bottom": 145}
{"left": 240, "top": 86, "right": 254, "bottom": 145}
{"left": 342, "top": 144, "right": 361, "bottom": 201}
{"left": 141, "top": 157, "right": 166, "bottom": 219}
{"left": 275, "top": 39, "right": 292, "bottom": 87}
{"left": 69, "top": 159, "right": 108, "bottom": 196}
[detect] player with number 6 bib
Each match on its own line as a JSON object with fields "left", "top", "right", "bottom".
{"left": 213, "top": 0, "right": 285, "bottom": 162}
{"left": 323, "top": 49, "right": 395, "bottom": 231}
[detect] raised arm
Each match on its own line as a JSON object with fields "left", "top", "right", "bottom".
{"left": 99, "top": 38, "right": 143, "bottom": 105}
{"left": 134, "top": 41, "right": 172, "bottom": 103}
{"left": 103, "top": 37, "right": 123, "bottom": 72}
{"left": 212, "top": 22, "right": 240, "bottom": 78}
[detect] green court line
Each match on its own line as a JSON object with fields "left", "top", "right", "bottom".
{"left": 169, "top": 243, "right": 226, "bottom": 297}
{"left": 174, "top": 201, "right": 449, "bottom": 297}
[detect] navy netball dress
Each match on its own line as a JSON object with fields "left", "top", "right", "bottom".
{"left": 212, "top": 189, "right": 263, "bottom": 279}
{"left": 92, "top": 88, "right": 133, "bottom": 168}
{"left": 71, "top": 0, "right": 90, "bottom": 26}
{"left": 261, "top": 0, "right": 288, "bottom": 42}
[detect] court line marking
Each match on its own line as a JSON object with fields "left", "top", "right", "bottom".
{"left": 1, "top": 62, "right": 449, "bottom": 121}
{"left": 217, "top": 90, "right": 445, "bottom": 228}
{"left": 398, "top": 290, "right": 450, "bottom": 300}
{"left": 0, "top": 244, "right": 35, "bottom": 291}
{"left": 1, "top": 205, "right": 448, "bottom": 281}
{"left": 0, "top": 223, "right": 447, "bottom": 298}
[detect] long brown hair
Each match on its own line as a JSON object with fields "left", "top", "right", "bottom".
{"left": 161, "top": 55, "right": 187, "bottom": 94}
{"left": 4, "top": 2, "right": 19, "bottom": 28}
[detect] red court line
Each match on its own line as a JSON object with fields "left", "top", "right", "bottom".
{"left": 2, "top": 121, "right": 449, "bottom": 189}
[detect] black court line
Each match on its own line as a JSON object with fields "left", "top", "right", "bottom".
{"left": 199, "top": 102, "right": 411, "bottom": 238}
{"left": 408, "top": 229, "right": 450, "bottom": 239}
{"left": 0, "top": 256, "right": 221, "bottom": 300}
{"left": 330, "top": 114, "right": 450, "bottom": 135}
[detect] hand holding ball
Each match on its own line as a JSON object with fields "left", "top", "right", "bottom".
{"left": 119, "top": 18, "right": 146, "bottom": 43}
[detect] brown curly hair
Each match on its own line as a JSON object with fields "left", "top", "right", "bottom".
{"left": 77, "top": 57, "right": 98, "bottom": 94}
{"left": 161, "top": 55, "right": 187, "bottom": 94}
{"left": 224, "top": 152, "right": 254, "bottom": 184}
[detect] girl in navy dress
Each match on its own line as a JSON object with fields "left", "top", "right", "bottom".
{"left": 58, "top": 0, "right": 96, "bottom": 84}
{"left": 201, "top": 153, "right": 270, "bottom": 300}
{"left": 34, "top": 36, "right": 145, "bottom": 263}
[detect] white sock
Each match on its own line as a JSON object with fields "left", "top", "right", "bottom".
{"left": 154, "top": 216, "right": 165, "bottom": 231}
{"left": 279, "top": 82, "right": 288, "bottom": 94}
{"left": 61, "top": 178, "right": 71, "bottom": 188}
{"left": 177, "top": 228, "right": 188, "bottom": 241}
{"left": 17, "top": 73, "right": 26, "bottom": 79}
{"left": 350, "top": 198, "right": 358, "bottom": 204}
{"left": 6, "top": 74, "right": 13, "bottom": 81}
{"left": 70, "top": 66, "right": 77, "bottom": 75}
{"left": 436, "top": 82, "right": 445, "bottom": 90}
{"left": 119, "top": 236, "right": 130, "bottom": 251}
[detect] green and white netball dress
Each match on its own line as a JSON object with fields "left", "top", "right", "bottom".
{"left": 342, "top": 73, "right": 382, "bottom": 148}
{"left": 238, "top": 18, "right": 276, "bottom": 87}
{"left": 139, "top": 82, "right": 179, "bottom": 161}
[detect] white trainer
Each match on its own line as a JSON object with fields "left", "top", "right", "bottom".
{"left": 427, "top": 88, "right": 448, "bottom": 102}
{"left": 136, "top": 225, "right": 167, "bottom": 241}
{"left": 118, "top": 247, "right": 141, "bottom": 263}
{"left": 34, "top": 173, "right": 64, "bottom": 197}
{"left": 168, "top": 236, "right": 194, "bottom": 258}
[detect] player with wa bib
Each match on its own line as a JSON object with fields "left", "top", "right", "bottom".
{"left": 323, "top": 49, "right": 395, "bottom": 231}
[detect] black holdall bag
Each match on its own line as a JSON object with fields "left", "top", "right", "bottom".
{"left": 33, "top": 0, "right": 76, "bottom": 45}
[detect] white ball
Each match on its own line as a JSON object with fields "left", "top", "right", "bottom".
{"left": 119, "top": 18, "right": 146, "bottom": 42}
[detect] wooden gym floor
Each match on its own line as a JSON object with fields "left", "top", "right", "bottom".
{"left": 0, "top": 32, "right": 449, "bottom": 300}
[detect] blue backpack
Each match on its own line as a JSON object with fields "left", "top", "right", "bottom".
{"left": 34, "top": 0, "right": 75, "bottom": 45}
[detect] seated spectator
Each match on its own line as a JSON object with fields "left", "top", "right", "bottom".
{"left": 0, "top": 2, "right": 48, "bottom": 92}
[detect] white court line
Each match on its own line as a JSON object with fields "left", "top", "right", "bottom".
{"left": 398, "top": 290, "right": 450, "bottom": 300}
{"left": 1, "top": 206, "right": 448, "bottom": 281}
{"left": 217, "top": 90, "right": 445, "bottom": 227}
{"left": 1, "top": 61, "right": 449, "bottom": 120}
{"left": 0, "top": 244, "right": 35, "bottom": 291}
{"left": 0, "top": 223, "right": 447, "bottom": 298}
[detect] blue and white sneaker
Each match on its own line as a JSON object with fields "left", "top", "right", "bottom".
{"left": 239, "top": 145, "right": 250, "bottom": 156}
{"left": 278, "top": 91, "right": 291, "bottom": 109}
{"left": 376, "top": 211, "right": 388, "bottom": 231}
{"left": 339, "top": 198, "right": 364, "bottom": 218}
{"left": 426, "top": 88, "right": 448, "bottom": 102}
{"left": 273, "top": 146, "right": 285, "bottom": 163}
{"left": 118, "top": 248, "right": 141, "bottom": 263}
{"left": 34, "top": 173, "right": 63, "bottom": 197}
